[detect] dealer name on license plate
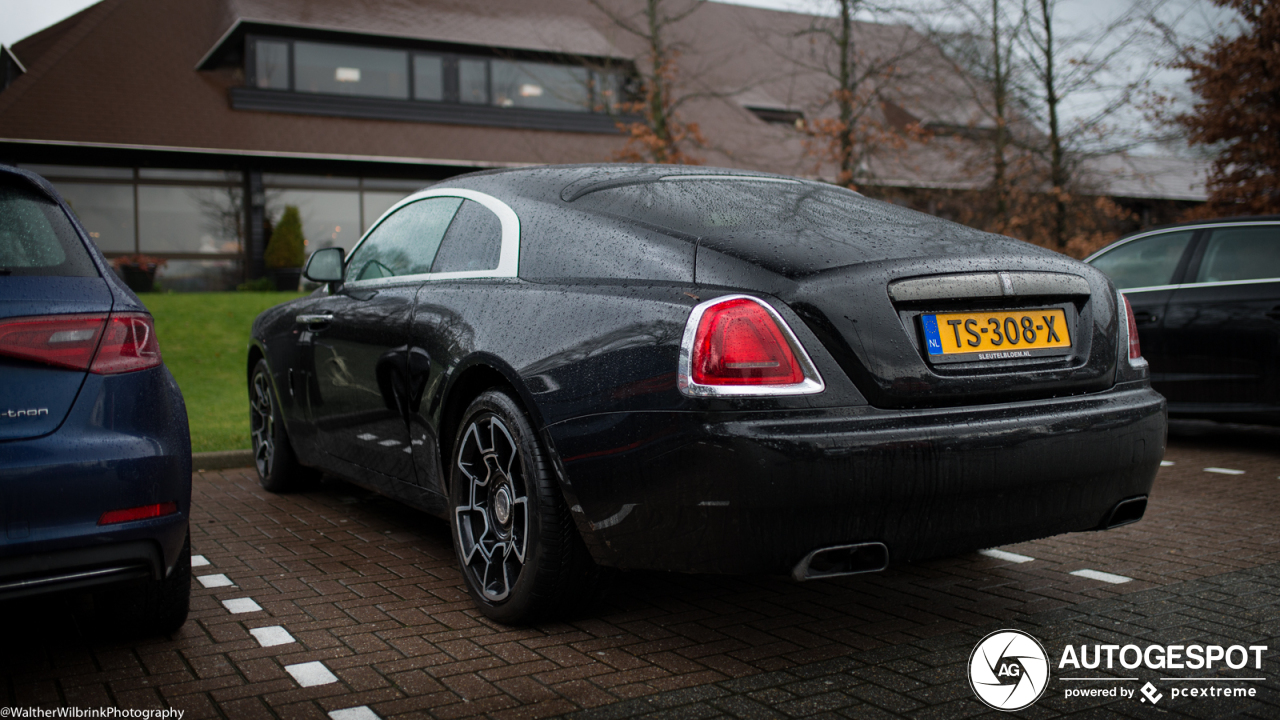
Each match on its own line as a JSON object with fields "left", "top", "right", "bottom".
{"left": 920, "top": 308, "right": 1071, "bottom": 363}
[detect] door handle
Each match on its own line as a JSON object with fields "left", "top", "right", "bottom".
{"left": 1266, "top": 306, "right": 1280, "bottom": 322}
{"left": 1132, "top": 311, "right": 1158, "bottom": 324}
{"left": 295, "top": 313, "right": 334, "bottom": 328}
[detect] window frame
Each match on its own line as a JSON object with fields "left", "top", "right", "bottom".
{"left": 245, "top": 33, "right": 628, "bottom": 112}
{"left": 1087, "top": 221, "right": 1280, "bottom": 295}
{"left": 342, "top": 188, "right": 519, "bottom": 288}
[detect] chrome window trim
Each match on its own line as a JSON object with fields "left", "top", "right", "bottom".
{"left": 343, "top": 187, "right": 519, "bottom": 289}
{"left": 1084, "top": 220, "right": 1279, "bottom": 264}
{"left": 1122, "top": 276, "right": 1280, "bottom": 295}
{"left": 678, "top": 294, "right": 826, "bottom": 397}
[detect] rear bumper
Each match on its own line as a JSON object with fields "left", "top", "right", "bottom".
{"left": 547, "top": 383, "right": 1166, "bottom": 574}
{"left": 0, "top": 367, "right": 192, "bottom": 600}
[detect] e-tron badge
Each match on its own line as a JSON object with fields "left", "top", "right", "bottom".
{"left": 968, "top": 629, "right": 1050, "bottom": 711}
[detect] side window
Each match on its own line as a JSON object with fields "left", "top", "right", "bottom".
{"left": 347, "top": 197, "right": 462, "bottom": 281}
{"left": 1089, "top": 230, "right": 1194, "bottom": 290}
{"left": 431, "top": 199, "right": 503, "bottom": 273}
{"left": 1195, "top": 226, "right": 1280, "bottom": 283}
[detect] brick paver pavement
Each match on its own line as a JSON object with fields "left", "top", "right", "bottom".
{"left": 2, "top": 422, "right": 1278, "bottom": 718}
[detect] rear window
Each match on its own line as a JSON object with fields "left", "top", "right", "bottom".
{"left": 0, "top": 176, "right": 99, "bottom": 277}
{"left": 572, "top": 178, "right": 977, "bottom": 277}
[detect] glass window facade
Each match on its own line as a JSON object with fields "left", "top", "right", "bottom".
{"left": 294, "top": 41, "right": 409, "bottom": 99}
{"left": 248, "top": 35, "right": 629, "bottom": 114}
{"left": 16, "top": 166, "right": 434, "bottom": 290}
{"left": 267, "top": 189, "right": 361, "bottom": 253}
{"left": 491, "top": 60, "right": 589, "bottom": 111}
{"left": 138, "top": 186, "right": 243, "bottom": 254}
{"left": 255, "top": 40, "right": 289, "bottom": 89}
{"left": 459, "top": 58, "right": 488, "bottom": 105}
{"left": 55, "top": 183, "right": 135, "bottom": 253}
{"left": 413, "top": 55, "right": 444, "bottom": 101}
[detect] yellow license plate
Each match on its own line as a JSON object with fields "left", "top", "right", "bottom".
{"left": 921, "top": 308, "right": 1071, "bottom": 363}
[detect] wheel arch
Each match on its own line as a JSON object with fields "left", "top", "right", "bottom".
{"left": 437, "top": 353, "right": 551, "bottom": 494}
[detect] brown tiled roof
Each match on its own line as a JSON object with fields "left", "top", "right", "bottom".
{"left": 0, "top": 0, "right": 1104, "bottom": 191}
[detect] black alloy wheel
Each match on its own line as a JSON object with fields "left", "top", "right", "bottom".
{"left": 249, "top": 359, "right": 317, "bottom": 492}
{"left": 449, "top": 389, "right": 599, "bottom": 624}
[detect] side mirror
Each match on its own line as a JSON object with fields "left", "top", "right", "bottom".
{"left": 303, "top": 247, "right": 345, "bottom": 283}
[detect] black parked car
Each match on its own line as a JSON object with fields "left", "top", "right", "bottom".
{"left": 0, "top": 165, "right": 192, "bottom": 634}
{"left": 249, "top": 165, "right": 1165, "bottom": 623}
{"left": 1086, "top": 217, "right": 1280, "bottom": 425}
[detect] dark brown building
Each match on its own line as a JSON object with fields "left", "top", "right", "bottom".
{"left": 0, "top": 0, "right": 1205, "bottom": 288}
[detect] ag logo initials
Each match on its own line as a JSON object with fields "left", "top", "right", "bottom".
{"left": 969, "top": 629, "right": 1050, "bottom": 711}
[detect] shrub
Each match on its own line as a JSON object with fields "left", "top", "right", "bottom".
{"left": 264, "top": 206, "right": 305, "bottom": 269}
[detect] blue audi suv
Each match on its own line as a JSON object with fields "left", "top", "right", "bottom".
{"left": 0, "top": 164, "right": 191, "bottom": 634}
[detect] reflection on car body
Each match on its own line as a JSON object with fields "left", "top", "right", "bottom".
{"left": 250, "top": 164, "right": 1166, "bottom": 623}
{"left": 1087, "top": 216, "right": 1280, "bottom": 424}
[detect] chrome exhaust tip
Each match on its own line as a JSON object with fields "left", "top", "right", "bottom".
{"left": 1100, "top": 495, "right": 1148, "bottom": 530}
{"left": 792, "top": 542, "right": 889, "bottom": 581}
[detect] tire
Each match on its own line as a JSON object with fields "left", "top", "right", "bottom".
{"left": 250, "top": 358, "right": 318, "bottom": 493}
{"left": 97, "top": 531, "right": 191, "bottom": 636}
{"left": 449, "top": 389, "right": 599, "bottom": 624}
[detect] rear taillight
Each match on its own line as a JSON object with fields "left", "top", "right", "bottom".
{"left": 679, "top": 295, "right": 824, "bottom": 396}
{"left": 91, "top": 313, "right": 162, "bottom": 374}
{"left": 0, "top": 312, "right": 161, "bottom": 374}
{"left": 1120, "top": 292, "right": 1142, "bottom": 361}
{"left": 98, "top": 501, "right": 178, "bottom": 525}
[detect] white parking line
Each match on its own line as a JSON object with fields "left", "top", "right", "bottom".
{"left": 249, "top": 626, "right": 295, "bottom": 647}
{"left": 1160, "top": 461, "right": 1175, "bottom": 467}
{"left": 377, "top": 439, "right": 400, "bottom": 447}
{"left": 356, "top": 433, "right": 378, "bottom": 441}
{"left": 979, "top": 549, "right": 1035, "bottom": 563}
{"left": 329, "top": 708, "right": 380, "bottom": 720}
{"left": 197, "top": 573, "right": 234, "bottom": 588}
{"left": 286, "top": 661, "right": 339, "bottom": 687}
{"left": 1070, "top": 569, "right": 1132, "bottom": 584}
{"left": 222, "top": 597, "right": 262, "bottom": 614}
{"left": 191, "top": 555, "right": 210, "bottom": 567}
{"left": 1204, "top": 467, "right": 1245, "bottom": 475}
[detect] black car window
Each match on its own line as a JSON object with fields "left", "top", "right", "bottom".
{"left": 1090, "top": 230, "right": 1194, "bottom": 290}
{"left": 1195, "top": 226, "right": 1280, "bottom": 283}
{"left": 572, "top": 178, "right": 999, "bottom": 277}
{"left": 0, "top": 176, "right": 98, "bottom": 277}
{"left": 431, "top": 199, "right": 502, "bottom": 273}
{"left": 348, "top": 196, "right": 462, "bottom": 281}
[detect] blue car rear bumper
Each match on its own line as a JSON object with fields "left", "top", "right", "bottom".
{"left": 0, "top": 366, "right": 191, "bottom": 600}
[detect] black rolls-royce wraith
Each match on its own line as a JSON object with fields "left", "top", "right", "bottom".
{"left": 249, "top": 164, "right": 1166, "bottom": 623}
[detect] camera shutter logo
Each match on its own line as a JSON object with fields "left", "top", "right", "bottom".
{"left": 969, "top": 629, "right": 1051, "bottom": 711}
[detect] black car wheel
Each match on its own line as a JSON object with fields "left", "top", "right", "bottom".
{"left": 250, "top": 359, "right": 317, "bottom": 492}
{"left": 97, "top": 531, "right": 191, "bottom": 636}
{"left": 449, "top": 389, "right": 598, "bottom": 624}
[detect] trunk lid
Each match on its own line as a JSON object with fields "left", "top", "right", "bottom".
{"left": 699, "top": 248, "right": 1119, "bottom": 409}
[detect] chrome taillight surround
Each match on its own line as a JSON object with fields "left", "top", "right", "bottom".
{"left": 677, "top": 294, "right": 826, "bottom": 397}
{"left": 1117, "top": 289, "right": 1149, "bottom": 370}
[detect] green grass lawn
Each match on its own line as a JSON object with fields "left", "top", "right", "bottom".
{"left": 141, "top": 292, "right": 307, "bottom": 453}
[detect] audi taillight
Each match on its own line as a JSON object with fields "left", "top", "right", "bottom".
{"left": 679, "top": 295, "right": 824, "bottom": 396}
{"left": 0, "top": 312, "right": 161, "bottom": 373}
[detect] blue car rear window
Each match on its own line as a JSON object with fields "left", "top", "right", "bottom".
{"left": 0, "top": 176, "right": 99, "bottom": 277}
